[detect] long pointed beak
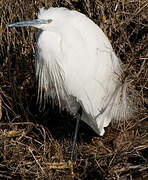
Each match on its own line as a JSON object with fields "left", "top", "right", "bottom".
{"left": 8, "top": 19, "right": 51, "bottom": 28}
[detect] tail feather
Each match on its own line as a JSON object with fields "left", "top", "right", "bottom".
{"left": 110, "top": 82, "right": 131, "bottom": 121}
{"left": 83, "top": 82, "right": 135, "bottom": 136}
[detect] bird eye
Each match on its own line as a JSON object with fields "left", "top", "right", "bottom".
{"left": 48, "top": 19, "right": 52, "bottom": 23}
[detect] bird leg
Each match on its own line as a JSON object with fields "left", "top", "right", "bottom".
{"left": 70, "top": 107, "right": 82, "bottom": 162}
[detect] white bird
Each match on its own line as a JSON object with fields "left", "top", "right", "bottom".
{"left": 9, "top": 7, "right": 131, "bottom": 160}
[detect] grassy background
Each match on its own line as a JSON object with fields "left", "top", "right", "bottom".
{"left": 0, "top": 0, "right": 148, "bottom": 179}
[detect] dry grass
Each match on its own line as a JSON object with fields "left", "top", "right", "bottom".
{"left": 0, "top": 0, "right": 148, "bottom": 179}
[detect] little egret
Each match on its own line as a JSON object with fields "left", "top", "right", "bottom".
{"left": 8, "top": 7, "right": 131, "bottom": 161}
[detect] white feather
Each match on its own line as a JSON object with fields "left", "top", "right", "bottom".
{"left": 34, "top": 7, "right": 131, "bottom": 135}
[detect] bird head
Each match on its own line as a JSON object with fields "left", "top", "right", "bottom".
{"left": 8, "top": 7, "right": 68, "bottom": 30}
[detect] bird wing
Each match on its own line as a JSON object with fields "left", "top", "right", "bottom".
{"left": 61, "top": 12, "right": 122, "bottom": 135}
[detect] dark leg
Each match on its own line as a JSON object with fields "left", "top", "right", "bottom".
{"left": 70, "top": 107, "right": 82, "bottom": 162}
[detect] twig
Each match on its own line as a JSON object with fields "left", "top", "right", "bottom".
{"left": 28, "top": 147, "right": 45, "bottom": 174}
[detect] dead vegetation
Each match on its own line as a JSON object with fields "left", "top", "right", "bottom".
{"left": 0, "top": 0, "right": 148, "bottom": 179}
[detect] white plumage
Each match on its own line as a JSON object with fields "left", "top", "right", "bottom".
{"left": 9, "top": 7, "right": 131, "bottom": 136}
